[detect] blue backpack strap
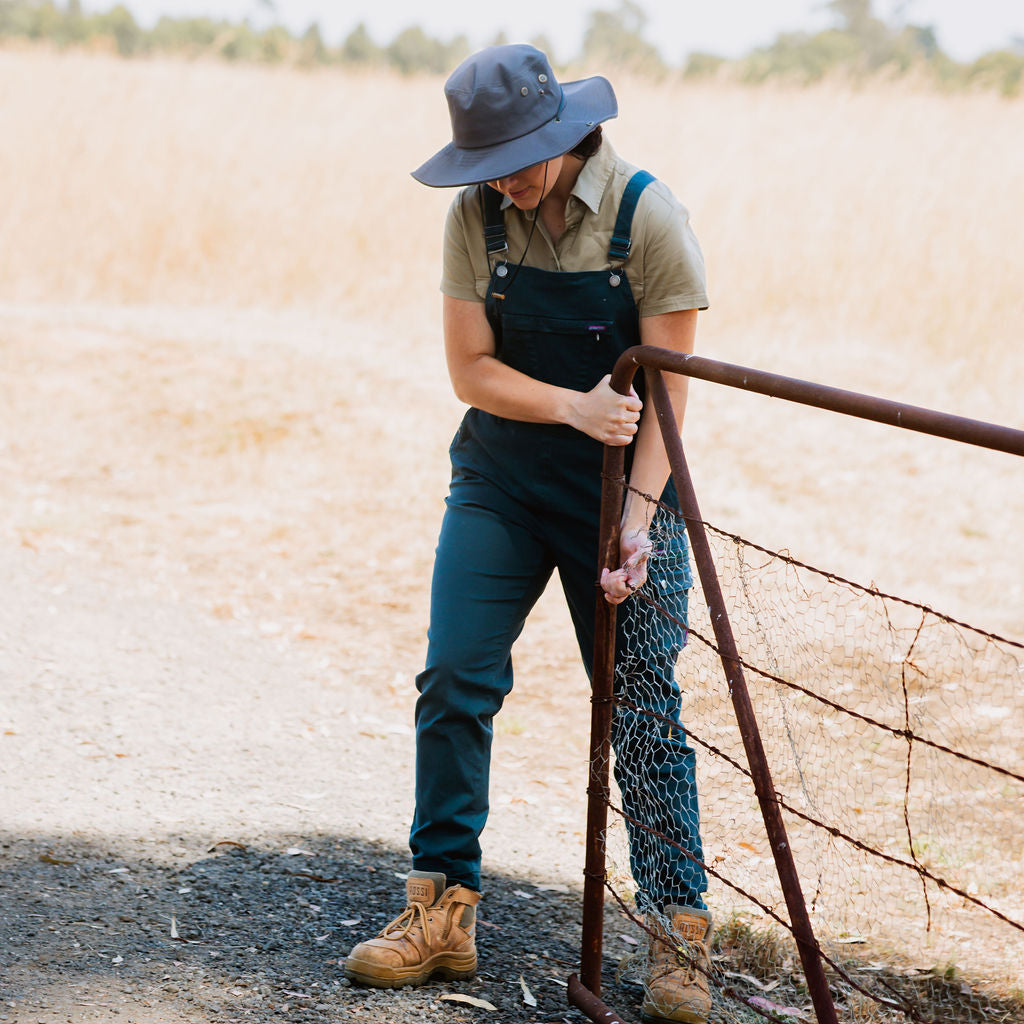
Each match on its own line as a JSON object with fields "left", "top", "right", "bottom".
{"left": 479, "top": 184, "right": 508, "bottom": 257}
{"left": 607, "top": 169, "right": 655, "bottom": 262}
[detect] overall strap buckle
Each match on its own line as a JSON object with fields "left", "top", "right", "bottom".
{"left": 480, "top": 184, "right": 509, "bottom": 256}
{"left": 608, "top": 170, "right": 656, "bottom": 263}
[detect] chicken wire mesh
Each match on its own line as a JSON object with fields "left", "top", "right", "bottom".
{"left": 599, "top": 487, "right": 1024, "bottom": 1024}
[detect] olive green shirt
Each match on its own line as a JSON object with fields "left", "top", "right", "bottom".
{"left": 440, "top": 139, "right": 709, "bottom": 317}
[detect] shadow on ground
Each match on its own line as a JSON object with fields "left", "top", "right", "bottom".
{"left": 0, "top": 829, "right": 656, "bottom": 1024}
{"left": 8, "top": 831, "right": 1018, "bottom": 1024}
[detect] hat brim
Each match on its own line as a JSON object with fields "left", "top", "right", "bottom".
{"left": 411, "top": 75, "right": 617, "bottom": 188}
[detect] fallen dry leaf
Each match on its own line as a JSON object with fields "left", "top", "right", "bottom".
{"left": 724, "top": 970, "right": 779, "bottom": 992}
{"left": 519, "top": 975, "right": 537, "bottom": 1007}
{"left": 439, "top": 993, "right": 497, "bottom": 1011}
{"left": 39, "top": 852, "right": 75, "bottom": 866}
{"left": 748, "top": 995, "right": 807, "bottom": 1019}
{"left": 285, "top": 869, "right": 341, "bottom": 883}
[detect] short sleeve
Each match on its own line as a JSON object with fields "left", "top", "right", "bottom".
{"left": 634, "top": 187, "right": 709, "bottom": 318}
{"left": 440, "top": 190, "right": 487, "bottom": 303}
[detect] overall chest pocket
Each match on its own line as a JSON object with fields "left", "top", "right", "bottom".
{"left": 498, "top": 312, "right": 620, "bottom": 393}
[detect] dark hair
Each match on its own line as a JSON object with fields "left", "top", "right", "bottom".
{"left": 570, "top": 126, "right": 603, "bottom": 160}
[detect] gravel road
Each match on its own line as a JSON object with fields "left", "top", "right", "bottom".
{"left": 4, "top": 304, "right": 1020, "bottom": 1024}
{"left": 0, "top": 538, "right": 647, "bottom": 1024}
{"left": 0, "top": 304, "right": 636, "bottom": 1022}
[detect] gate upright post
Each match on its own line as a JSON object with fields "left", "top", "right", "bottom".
{"left": 644, "top": 365, "right": 839, "bottom": 1024}
{"left": 579, "top": 440, "right": 628, "bottom": 996}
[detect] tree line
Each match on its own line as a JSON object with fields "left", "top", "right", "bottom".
{"left": 1, "top": 0, "right": 1021, "bottom": 96}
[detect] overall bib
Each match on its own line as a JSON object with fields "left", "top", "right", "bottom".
{"left": 411, "top": 173, "right": 707, "bottom": 911}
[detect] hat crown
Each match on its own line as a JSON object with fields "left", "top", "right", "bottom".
{"left": 445, "top": 44, "right": 563, "bottom": 152}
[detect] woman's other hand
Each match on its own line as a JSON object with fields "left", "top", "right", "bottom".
{"left": 568, "top": 374, "right": 641, "bottom": 445}
{"left": 600, "top": 528, "right": 652, "bottom": 604}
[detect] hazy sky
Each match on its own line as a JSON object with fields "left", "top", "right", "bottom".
{"left": 81, "top": 0, "right": 1022, "bottom": 63}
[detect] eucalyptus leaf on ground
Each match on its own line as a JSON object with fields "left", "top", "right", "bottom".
{"left": 439, "top": 993, "right": 497, "bottom": 1011}
{"left": 519, "top": 975, "right": 537, "bottom": 1007}
{"left": 748, "top": 995, "right": 808, "bottom": 1019}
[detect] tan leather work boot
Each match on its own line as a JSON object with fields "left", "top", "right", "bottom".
{"left": 343, "top": 871, "right": 480, "bottom": 989}
{"left": 641, "top": 906, "right": 713, "bottom": 1023}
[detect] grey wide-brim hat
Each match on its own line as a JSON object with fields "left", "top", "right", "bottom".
{"left": 412, "top": 44, "right": 617, "bottom": 188}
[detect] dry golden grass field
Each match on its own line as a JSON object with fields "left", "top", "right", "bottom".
{"left": 3, "top": 51, "right": 1021, "bottom": 627}
{"left": 1, "top": 49, "right": 1023, "bottom": 1014}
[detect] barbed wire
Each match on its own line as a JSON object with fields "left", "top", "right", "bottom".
{"left": 612, "top": 696, "right": 1024, "bottom": 936}
{"left": 595, "top": 491, "right": 1024, "bottom": 1024}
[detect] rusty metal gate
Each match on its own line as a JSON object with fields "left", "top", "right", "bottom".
{"left": 568, "top": 347, "right": 1024, "bottom": 1024}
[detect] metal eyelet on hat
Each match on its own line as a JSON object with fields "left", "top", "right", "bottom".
{"left": 538, "top": 73, "right": 548, "bottom": 83}
{"left": 520, "top": 86, "right": 529, "bottom": 96}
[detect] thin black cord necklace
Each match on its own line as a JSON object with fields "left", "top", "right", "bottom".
{"left": 488, "top": 160, "right": 549, "bottom": 301}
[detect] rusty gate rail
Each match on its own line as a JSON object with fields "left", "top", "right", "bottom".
{"left": 623, "top": 347, "right": 1024, "bottom": 456}
{"left": 571, "top": 347, "right": 1024, "bottom": 1024}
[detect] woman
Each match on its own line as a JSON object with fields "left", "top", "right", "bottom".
{"left": 345, "top": 44, "right": 712, "bottom": 1024}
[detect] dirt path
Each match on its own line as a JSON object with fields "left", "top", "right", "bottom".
{"left": 2, "top": 303, "right": 1021, "bottom": 1024}
{"left": 0, "top": 304, "right": 619, "bottom": 1023}
{"left": 0, "top": 539, "right": 615, "bottom": 1024}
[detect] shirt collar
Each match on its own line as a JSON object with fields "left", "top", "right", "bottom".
{"left": 572, "top": 138, "right": 616, "bottom": 214}
{"left": 497, "top": 137, "right": 617, "bottom": 216}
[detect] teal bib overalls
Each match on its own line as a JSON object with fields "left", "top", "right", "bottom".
{"left": 410, "top": 173, "right": 707, "bottom": 911}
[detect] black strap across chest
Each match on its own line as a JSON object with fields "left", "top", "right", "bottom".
{"left": 480, "top": 169, "right": 656, "bottom": 265}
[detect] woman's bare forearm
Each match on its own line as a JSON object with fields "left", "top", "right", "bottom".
{"left": 444, "top": 295, "right": 642, "bottom": 445}
{"left": 621, "top": 309, "right": 697, "bottom": 536}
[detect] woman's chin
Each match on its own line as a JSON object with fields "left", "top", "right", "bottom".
{"left": 508, "top": 191, "right": 537, "bottom": 209}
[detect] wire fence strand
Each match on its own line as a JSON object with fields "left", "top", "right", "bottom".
{"left": 598, "top": 486, "right": 1024, "bottom": 1024}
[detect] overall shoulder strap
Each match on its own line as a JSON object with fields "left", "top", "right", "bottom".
{"left": 608, "top": 169, "right": 656, "bottom": 263}
{"left": 479, "top": 184, "right": 508, "bottom": 257}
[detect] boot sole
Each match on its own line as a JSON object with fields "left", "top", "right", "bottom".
{"left": 344, "top": 950, "right": 477, "bottom": 989}
{"left": 641, "top": 999, "right": 709, "bottom": 1024}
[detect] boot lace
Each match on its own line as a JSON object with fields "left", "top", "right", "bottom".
{"left": 379, "top": 887, "right": 466, "bottom": 945}
{"left": 379, "top": 899, "right": 434, "bottom": 942}
{"left": 650, "top": 938, "right": 704, "bottom": 985}
{"left": 617, "top": 940, "right": 703, "bottom": 987}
